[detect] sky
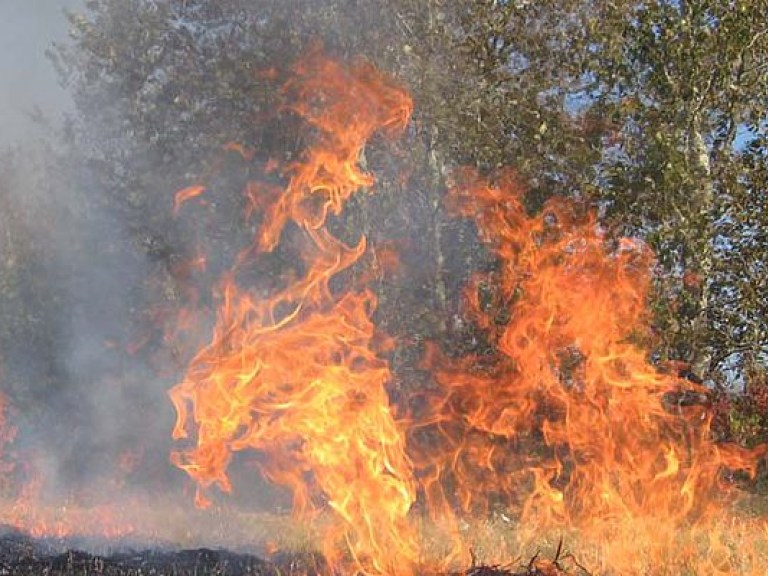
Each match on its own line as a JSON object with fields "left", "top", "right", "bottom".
{"left": 0, "top": 0, "right": 83, "bottom": 147}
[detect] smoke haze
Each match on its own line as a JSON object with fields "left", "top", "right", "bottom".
{"left": 0, "top": 0, "right": 191, "bottom": 541}
{"left": 0, "top": 1, "right": 301, "bottom": 549}
{"left": 0, "top": 0, "right": 81, "bottom": 148}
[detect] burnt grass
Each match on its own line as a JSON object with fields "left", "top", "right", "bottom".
{"left": 0, "top": 528, "right": 282, "bottom": 576}
{"left": 0, "top": 529, "right": 576, "bottom": 576}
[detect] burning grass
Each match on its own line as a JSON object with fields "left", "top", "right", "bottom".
{"left": 162, "top": 53, "right": 765, "bottom": 575}
{"left": 0, "top": 49, "right": 767, "bottom": 576}
{"left": 4, "top": 520, "right": 767, "bottom": 576}
{"left": 162, "top": 50, "right": 768, "bottom": 575}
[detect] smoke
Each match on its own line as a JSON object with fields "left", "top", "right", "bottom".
{"left": 0, "top": 138, "right": 172, "bottom": 497}
{"left": 0, "top": 0, "right": 194, "bottom": 542}
{"left": 0, "top": 2, "right": 313, "bottom": 548}
{"left": 0, "top": 0, "right": 477, "bottom": 553}
{"left": 0, "top": 1, "right": 81, "bottom": 148}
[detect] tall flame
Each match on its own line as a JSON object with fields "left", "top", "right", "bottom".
{"left": 170, "top": 53, "right": 768, "bottom": 575}
{"left": 413, "top": 169, "right": 767, "bottom": 573}
{"left": 169, "top": 50, "right": 417, "bottom": 574}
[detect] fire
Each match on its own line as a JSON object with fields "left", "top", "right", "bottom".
{"left": 173, "top": 185, "right": 206, "bottom": 216}
{"left": 169, "top": 51, "right": 768, "bottom": 575}
{"left": 413, "top": 168, "right": 768, "bottom": 573}
{"left": 7, "top": 475, "right": 136, "bottom": 541}
{"left": 0, "top": 394, "right": 136, "bottom": 541}
{"left": 169, "top": 50, "right": 417, "bottom": 574}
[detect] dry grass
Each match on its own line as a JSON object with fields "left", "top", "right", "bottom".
{"left": 3, "top": 493, "right": 768, "bottom": 575}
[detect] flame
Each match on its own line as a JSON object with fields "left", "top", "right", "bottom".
{"left": 223, "top": 141, "right": 255, "bottom": 162}
{"left": 412, "top": 168, "right": 768, "bottom": 573}
{"left": 169, "top": 50, "right": 768, "bottom": 575}
{"left": 169, "top": 50, "right": 417, "bottom": 574}
{"left": 0, "top": 394, "right": 136, "bottom": 541}
{"left": 173, "top": 185, "right": 206, "bottom": 216}
{"left": 6, "top": 474, "right": 136, "bottom": 541}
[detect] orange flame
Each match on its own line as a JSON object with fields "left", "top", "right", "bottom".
{"left": 7, "top": 470, "right": 136, "bottom": 541}
{"left": 413, "top": 168, "right": 768, "bottom": 573}
{"left": 173, "top": 185, "right": 206, "bottom": 216}
{"left": 0, "top": 393, "right": 136, "bottom": 541}
{"left": 169, "top": 51, "right": 768, "bottom": 575}
{"left": 169, "top": 50, "right": 417, "bottom": 574}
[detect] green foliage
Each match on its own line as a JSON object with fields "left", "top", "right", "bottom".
{"left": 4, "top": 0, "right": 765, "bottom": 431}
{"left": 711, "top": 363, "right": 768, "bottom": 469}
{"left": 451, "top": 0, "right": 768, "bottom": 380}
{"left": 587, "top": 0, "right": 768, "bottom": 377}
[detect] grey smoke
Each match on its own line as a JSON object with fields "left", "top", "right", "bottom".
{"left": 0, "top": 0, "right": 81, "bottom": 148}
{"left": 0, "top": 0, "right": 185, "bottom": 532}
{"left": 0, "top": 1, "right": 290, "bottom": 548}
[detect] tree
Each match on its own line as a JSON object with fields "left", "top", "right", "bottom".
{"left": 586, "top": 0, "right": 768, "bottom": 380}
{"left": 46, "top": 0, "right": 768, "bottom": 448}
